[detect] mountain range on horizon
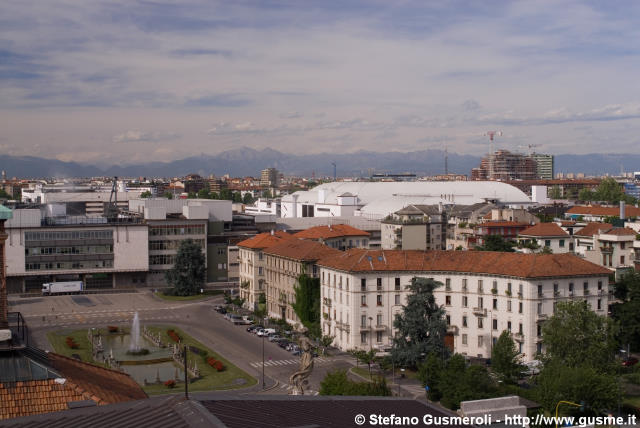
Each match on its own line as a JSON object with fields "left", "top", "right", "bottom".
{"left": 1, "top": 147, "right": 640, "bottom": 179}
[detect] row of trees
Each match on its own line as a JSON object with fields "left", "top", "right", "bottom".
{"left": 143, "top": 188, "right": 274, "bottom": 204}
{"left": 578, "top": 177, "right": 637, "bottom": 204}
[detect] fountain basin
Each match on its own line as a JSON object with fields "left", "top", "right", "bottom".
{"left": 103, "top": 333, "right": 172, "bottom": 363}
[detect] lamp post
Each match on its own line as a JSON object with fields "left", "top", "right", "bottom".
{"left": 368, "top": 316, "right": 373, "bottom": 352}
{"left": 262, "top": 316, "right": 267, "bottom": 389}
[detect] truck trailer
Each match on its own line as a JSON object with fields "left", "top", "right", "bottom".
{"left": 42, "top": 281, "right": 85, "bottom": 295}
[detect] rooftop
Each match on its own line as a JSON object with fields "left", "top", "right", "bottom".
{"left": 317, "top": 249, "right": 611, "bottom": 279}
{"left": 292, "top": 224, "right": 369, "bottom": 240}
{"left": 601, "top": 227, "right": 637, "bottom": 236}
{"left": 519, "top": 222, "right": 569, "bottom": 238}
{"left": 567, "top": 204, "right": 640, "bottom": 217}
{"left": 574, "top": 222, "right": 613, "bottom": 237}
{"left": 237, "top": 231, "right": 293, "bottom": 249}
{"left": 264, "top": 239, "right": 342, "bottom": 261}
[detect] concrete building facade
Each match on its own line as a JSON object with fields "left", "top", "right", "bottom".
{"left": 318, "top": 250, "right": 610, "bottom": 362}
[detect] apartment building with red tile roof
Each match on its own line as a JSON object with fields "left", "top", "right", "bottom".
{"left": 237, "top": 231, "right": 295, "bottom": 310}
{"left": 293, "top": 224, "right": 370, "bottom": 250}
{"left": 317, "top": 249, "right": 610, "bottom": 360}
{"left": 518, "top": 222, "right": 571, "bottom": 253}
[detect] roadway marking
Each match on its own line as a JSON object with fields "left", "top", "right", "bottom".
{"left": 249, "top": 357, "right": 328, "bottom": 368}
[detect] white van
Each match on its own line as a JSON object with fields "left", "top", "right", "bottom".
{"left": 262, "top": 328, "right": 276, "bottom": 336}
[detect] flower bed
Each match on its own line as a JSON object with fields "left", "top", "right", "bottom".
{"left": 107, "top": 326, "right": 119, "bottom": 333}
{"left": 206, "top": 356, "right": 225, "bottom": 372}
{"left": 167, "top": 329, "right": 181, "bottom": 343}
{"left": 164, "top": 379, "right": 176, "bottom": 388}
{"left": 65, "top": 337, "right": 79, "bottom": 349}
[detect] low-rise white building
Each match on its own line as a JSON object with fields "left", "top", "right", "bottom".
{"left": 517, "top": 222, "right": 571, "bottom": 253}
{"left": 585, "top": 228, "right": 636, "bottom": 272}
{"left": 318, "top": 250, "right": 610, "bottom": 362}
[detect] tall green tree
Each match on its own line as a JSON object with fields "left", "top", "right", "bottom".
{"left": 242, "top": 192, "right": 254, "bottom": 205}
{"left": 197, "top": 188, "right": 210, "bottom": 199}
{"left": 417, "top": 352, "right": 445, "bottom": 401}
{"left": 140, "top": 190, "right": 152, "bottom": 198}
{"left": 491, "top": 330, "right": 525, "bottom": 384}
{"left": 592, "top": 177, "right": 636, "bottom": 204}
{"left": 391, "top": 277, "right": 447, "bottom": 368}
{"left": 163, "top": 191, "right": 174, "bottom": 199}
{"left": 611, "top": 272, "right": 640, "bottom": 351}
{"left": 541, "top": 300, "right": 618, "bottom": 371}
{"left": 291, "top": 273, "right": 321, "bottom": 338}
{"left": 477, "top": 235, "right": 516, "bottom": 252}
{"left": 165, "top": 239, "right": 206, "bottom": 296}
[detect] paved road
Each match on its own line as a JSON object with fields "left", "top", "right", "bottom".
{"left": 9, "top": 291, "right": 353, "bottom": 395}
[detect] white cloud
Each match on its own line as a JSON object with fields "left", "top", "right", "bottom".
{"left": 112, "top": 130, "right": 179, "bottom": 143}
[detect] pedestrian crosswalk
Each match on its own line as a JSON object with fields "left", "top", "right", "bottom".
{"left": 249, "top": 357, "right": 329, "bottom": 368}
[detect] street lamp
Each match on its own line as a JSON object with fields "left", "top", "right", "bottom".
{"left": 368, "top": 316, "right": 373, "bottom": 352}
{"left": 262, "top": 316, "right": 267, "bottom": 389}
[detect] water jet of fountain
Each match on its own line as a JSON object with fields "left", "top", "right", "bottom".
{"left": 129, "top": 312, "right": 141, "bottom": 352}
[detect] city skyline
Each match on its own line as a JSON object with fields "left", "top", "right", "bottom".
{"left": 2, "top": 1, "right": 640, "bottom": 164}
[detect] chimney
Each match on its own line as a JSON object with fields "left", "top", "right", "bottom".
{"left": 620, "top": 201, "right": 626, "bottom": 221}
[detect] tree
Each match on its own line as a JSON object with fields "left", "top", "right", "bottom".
{"left": 540, "top": 246, "right": 553, "bottom": 254}
{"left": 391, "top": 277, "right": 447, "bottom": 368}
{"left": 187, "top": 191, "right": 197, "bottom": 199}
{"left": 291, "top": 272, "right": 321, "bottom": 338}
{"left": 163, "top": 191, "right": 174, "bottom": 199}
{"left": 541, "top": 300, "right": 618, "bottom": 372}
{"left": 491, "top": 331, "right": 525, "bottom": 384}
{"left": 319, "top": 369, "right": 391, "bottom": 396}
{"left": 165, "top": 239, "right": 206, "bottom": 296}
{"left": 535, "top": 361, "right": 619, "bottom": 414}
{"left": 417, "top": 352, "right": 445, "bottom": 401}
{"left": 232, "top": 192, "right": 243, "bottom": 203}
{"left": 319, "top": 335, "right": 334, "bottom": 356}
{"left": 429, "top": 354, "right": 496, "bottom": 410}
{"left": 350, "top": 349, "right": 377, "bottom": 375}
{"left": 262, "top": 189, "right": 272, "bottom": 199}
{"left": 611, "top": 272, "right": 640, "bottom": 351}
{"left": 219, "top": 189, "right": 232, "bottom": 201}
{"left": 477, "top": 235, "right": 515, "bottom": 252}
{"left": 243, "top": 193, "right": 254, "bottom": 205}
{"left": 140, "top": 190, "right": 152, "bottom": 198}
{"left": 549, "top": 185, "right": 562, "bottom": 199}
{"left": 197, "top": 188, "right": 210, "bottom": 199}
{"left": 578, "top": 188, "right": 593, "bottom": 201}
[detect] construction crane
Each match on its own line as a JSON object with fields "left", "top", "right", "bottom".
{"left": 485, "top": 131, "right": 502, "bottom": 179}
{"left": 331, "top": 162, "right": 336, "bottom": 181}
{"left": 104, "top": 176, "right": 119, "bottom": 220}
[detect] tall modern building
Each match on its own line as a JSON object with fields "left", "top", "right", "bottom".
{"left": 529, "top": 153, "right": 554, "bottom": 180}
{"left": 260, "top": 168, "right": 280, "bottom": 188}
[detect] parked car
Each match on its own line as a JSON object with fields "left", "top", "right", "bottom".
{"left": 268, "top": 334, "right": 281, "bottom": 342}
{"left": 262, "top": 328, "right": 276, "bottom": 336}
{"left": 256, "top": 329, "right": 267, "bottom": 337}
{"left": 622, "top": 357, "right": 639, "bottom": 367}
{"left": 247, "top": 325, "right": 260, "bottom": 333}
{"left": 277, "top": 339, "right": 291, "bottom": 349}
{"left": 214, "top": 306, "right": 227, "bottom": 314}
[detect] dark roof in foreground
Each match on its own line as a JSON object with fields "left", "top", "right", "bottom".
{"left": 0, "top": 394, "right": 474, "bottom": 428}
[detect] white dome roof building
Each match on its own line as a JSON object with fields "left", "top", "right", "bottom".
{"left": 280, "top": 181, "right": 531, "bottom": 219}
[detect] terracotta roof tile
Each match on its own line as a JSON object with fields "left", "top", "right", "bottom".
{"left": 519, "top": 222, "right": 569, "bottom": 237}
{"left": 601, "top": 227, "right": 637, "bottom": 236}
{"left": 317, "top": 249, "right": 611, "bottom": 279}
{"left": 293, "top": 224, "right": 369, "bottom": 240}
{"left": 574, "top": 222, "right": 613, "bottom": 237}
{"left": 237, "top": 231, "right": 294, "bottom": 249}
{"left": 264, "top": 239, "right": 342, "bottom": 261}
{"left": 567, "top": 204, "right": 640, "bottom": 217}
{"left": 477, "top": 221, "right": 530, "bottom": 228}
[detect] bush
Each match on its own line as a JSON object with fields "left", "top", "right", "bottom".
{"left": 167, "top": 329, "right": 181, "bottom": 343}
{"left": 319, "top": 370, "right": 391, "bottom": 396}
{"left": 206, "top": 356, "right": 226, "bottom": 371}
{"left": 65, "top": 337, "right": 79, "bottom": 349}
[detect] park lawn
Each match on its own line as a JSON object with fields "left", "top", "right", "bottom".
{"left": 47, "top": 329, "right": 105, "bottom": 366}
{"left": 350, "top": 366, "right": 375, "bottom": 382}
{"left": 624, "top": 394, "right": 640, "bottom": 410}
{"left": 154, "top": 290, "right": 223, "bottom": 301}
{"left": 143, "top": 325, "right": 256, "bottom": 395}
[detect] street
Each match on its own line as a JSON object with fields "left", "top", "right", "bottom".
{"left": 8, "top": 291, "right": 353, "bottom": 395}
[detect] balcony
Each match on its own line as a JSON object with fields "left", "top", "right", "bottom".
{"left": 374, "top": 324, "right": 387, "bottom": 331}
{"left": 513, "top": 332, "right": 525, "bottom": 342}
{"left": 536, "top": 313, "right": 548, "bottom": 322}
{"left": 472, "top": 307, "right": 487, "bottom": 316}
{"left": 517, "top": 292, "right": 523, "bottom": 299}
{"left": 598, "top": 289, "right": 606, "bottom": 295}
{"left": 600, "top": 246, "right": 613, "bottom": 254}
{"left": 447, "top": 325, "right": 459, "bottom": 335}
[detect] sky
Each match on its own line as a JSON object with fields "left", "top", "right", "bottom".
{"left": 2, "top": 0, "right": 640, "bottom": 165}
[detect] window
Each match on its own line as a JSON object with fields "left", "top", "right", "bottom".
{"left": 518, "top": 323, "right": 523, "bottom": 334}
{"left": 478, "top": 280, "right": 483, "bottom": 292}
{"left": 445, "top": 295, "right": 451, "bottom": 305}
{"left": 554, "top": 283, "right": 559, "bottom": 295}
{"left": 507, "top": 283, "right": 512, "bottom": 294}
{"left": 377, "top": 278, "right": 382, "bottom": 290}
{"left": 462, "top": 316, "right": 468, "bottom": 327}
{"left": 376, "top": 331, "right": 383, "bottom": 343}
{"left": 462, "top": 334, "right": 467, "bottom": 345}
{"left": 569, "top": 283, "right": 574, "bottom": 294}
{"left": 598, "top": 280, "right": 603, "bottom": 291}
{"left": 361, "top": 315, "right": 367, "bottom": 327}
{"left": 597, "top": 299, "right": 602, "bottom": 310}
{"left": 621, "top": 242, "right": 626, "bottom": 250}
{"left": 395, "top": 294, "right": 400, "bottom": 305}
{"left": 478, "top": 318, "right": 483, "bottom": 328}
{"left": 361, "top": 278, "right": 366, "bottom": 291}
{"left": 507, "top": 300, "right": 512, "bottom": 312}
{"left": 395, "top": 277, "right": 401, "bottom": 290}
{"left": 545, "top": 239, "right": 551, "bottom": 247}
{"left": 537, "top": 324, "right": 542, "bottom": 337}
{"left": 492, "top": 299, "right": 497, "bottom": 310}
{"left": 478, "top": 297, "right": 483, "bottom": 309}
{"left": 462, "top": 296, "right": 468, "bottom": 307}
{"left": 537, "top": 303, "right": 543, "bottom": 315}
{"left": 583, "top": 282, "right": 589, "bottom": 293}
{"left": 361, "top": 295, "right": 367, "bottom": 306}
{"left": 478, "top": 336, "right": 484, "bottom": 347}
{"left": 446, "top": 315, "right": 451, "bottom": 326}
{"left": 519, "top": 302, "right": 523, "bottom": 314}
{"left": 377, "top": 314, "right": 383, "bottom": 325}
{"left": 559, "top": 239, "right": 565, "bottom": 247}
{"left": 621, "top": 255, "right": 625, "bottom": 265}
{"left": 538, "top": 284, "right": 543, "bottom": 297}
{"left": 217, "top": 247, "right": 225, "bottom": 255}
{"left": 492, "top": 319, "right": 498, "bottom": 330}
{"left": 518, "top": 283, "right": 523, "bottom": 295}
{"left": 376, "top": 295, "right": 382, "bottom": 306}
{"left": 507, "top": 321, "right": 512, "bottom": 332}
{"left": 445, "top": 278, "right": 451, "bottom": 288}
{"left": 361, "top": 333, "right": 367, "bottom": 344}
{"left": 462, "top": 278, "right": 468, "bottom": 290}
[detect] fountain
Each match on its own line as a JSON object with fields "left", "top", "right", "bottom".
{"left": 126, "top": 312, "right": 149, "bottom": 356}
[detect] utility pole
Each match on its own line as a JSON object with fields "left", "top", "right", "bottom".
{"left": 183, "top": 345, "right": 189, "bottom": 400}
